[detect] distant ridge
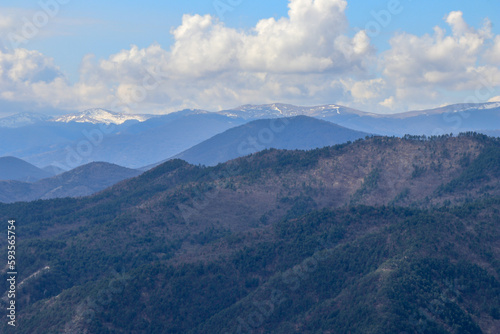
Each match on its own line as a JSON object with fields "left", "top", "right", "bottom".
{"left": 0, "top": 109, "right": 154, "bottom": 128}
{"left": 218, "top": 102, "right": 500, "bottom": 136}
{"left": 0, "top": 161, "right": 142, "bottom": 203}
{"left": 386, "top": 101, "right": 500, "bottom": 119}
{"left": 1, "top": 102, "right": 499, "bottom": 170}
{"left": 218, "top": 103, "right": 371, "bottom": 120}
{"left": 172, "top": 115, "right": 370, "bottom": 166}
{"left": 52, "top": 108, "right": 155, "bottom": 124}
{"left": 0, "top": 156, "right": 52, "bottom": 182}
{"left": 0, "top": 112, "right": 52, "bottom": 128}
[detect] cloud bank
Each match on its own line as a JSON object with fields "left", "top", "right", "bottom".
{"left": 0, "top": 0, "right": 499, "bottom": 114}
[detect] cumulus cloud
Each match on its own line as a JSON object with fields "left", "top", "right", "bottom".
{"left": 484, "top": 35, "right": 500, "bottom": 66}
{"left": 0, "top": 48, "right": 115, "bottom": 111}
{"left": 380, "top": 11, "right": 500, "bottom": 109}
{"left": 1, "top": 1, "right": 500, "bottom": 114}
{"left": 0, "top": 0, "right": 375, "bottom": 113}
{"left": 164, "top": 0, "right": 372, "bottom": 77}
{"left": 341, "top": 78, "right": 387, "bottom": 102}
{"left": 0, "top": 48, "right": 61, "bottom": 97}
{"left": 379, "top": 96, "right": 396, "bottom": 110}
{"left": 106, "top": 0, "right": 371, "bottom": 80}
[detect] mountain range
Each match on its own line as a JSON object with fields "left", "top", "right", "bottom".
{"left": 0, "top": 161, "right": 141, "bottom": 203}
{"left": 0, "top": 133, "right": 499, "bottom": 333}
{"left": 0, "top": 110, "right": 246, "bottom": 169}
{"left": 0, "top": 156, "right": 54, "bottom": 182}
{"left": 0, "top": 115, "right": 369, "bottom": 201}
{"left": 0, "top": 109, "right": 154, "bottom": 127}
{"left": 52, "top": 108, "right": 155, "bottom": 124}
{"left": 220, "top": 102, "right": 500, "bottom": 136}
{"left": 1, "top": 102, "right": 499, "bottom": 170}
{"left": 0, "top": 112, "right": 52, "bottom": 128}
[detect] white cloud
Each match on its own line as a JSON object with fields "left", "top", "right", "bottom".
{"left": 484, "top": 35, "right": 500, "bottom": 66}
{"left": 379, "top": 11, "right": 500, "bottom": 110}
{"left": 379, "top": 96, "right": 396, "bottom": 110}
{"left": 0, "top": 0, "right": 374, "bottom": 113}
{"left": 382, "top": 12, "right": 490, "bottom": 88}
{"left": 1, "top": 2, "right": 500, "bottom": 115}
{"left": 0, "top": 48, "right": 60, "bottom": 97}
{"left": 341, "top": 78, "right": 387, "bottom": 102}
{"left": 165, "top": 0, "right": 371, "bottom": 76}
{"left": 0, "top": 48, "right": 115, "bottom": 111}
{"left": 0, "top": 15, "right": 14, "bottom": 31}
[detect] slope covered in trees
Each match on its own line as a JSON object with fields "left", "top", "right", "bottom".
{"left": 0, "top": 134, "right": 499, "bottom": 333}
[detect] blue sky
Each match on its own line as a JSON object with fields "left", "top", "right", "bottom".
{"left": 1, "top": 0, "right": 500, "bottom": 115}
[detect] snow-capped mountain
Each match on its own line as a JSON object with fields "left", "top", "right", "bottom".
{"left": 477, "top": 102, "right": 500, "bottom": 110}
{"left": 0, "top": 112, "right": 52, "bottom": 128}
{"left": 385, "top": 102, "right": 500, "bottom": 119}
{"left": 218, "top": 103, "right": 372, "bottom": 120}
{"left": 217, "top": 102, "right": 500, "bottom": 135}
{"left": 52, "top": 108, "right": 155, "bottom": 125}
{"left": 219, "top": 102, "right": 500, "bottom": 122}
{"left": 0, "top": 101, "right": 497, "bottom": 173}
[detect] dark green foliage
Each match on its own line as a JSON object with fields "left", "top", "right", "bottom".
{"left": 351, "top": 167, "right": 381, "bottom": 204}
{"left": 190, "top": 226, "right": 231, "bottom": 245}
{"left": 412, "top": 164, "right": 427, "bottom": 178}
{"left": 387, "top": 259, "right": 496, "bottom": 334}
{"left": 440, "top": 144, "right": 500, "bottom": 193}
{"left": 280, "top": 195, "right": 317, "bottom": 220}
{"left": 1, "top": 135, "right": 500, "bottom": 333}
{"left": 391, "top": 187, "right": 411, "bottom": 205}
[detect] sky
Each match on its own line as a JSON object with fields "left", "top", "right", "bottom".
{"left": 0, "top": 0, "right": 500, "bottom": 116}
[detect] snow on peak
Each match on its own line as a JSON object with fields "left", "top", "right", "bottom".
{"left": 478, "top": 102, "right": 500, "bottom": 110}
{"left": 53, "top": 109, "right": 153, "bottom": 125}
{"left": 0, "top": 112, "right": 52, "bottom": 128}
{"left": 449, "top": 102, "right": 500, "bottom": 113}
{"left": 271, "top": 104, "right": 283, "bottom": 114}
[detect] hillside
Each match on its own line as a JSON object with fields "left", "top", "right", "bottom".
{"left": 0, "top": 134, "right": 499, "bottom": 333}
{"left": 172, "top": 115, "right": 370, "bottom": 166}
{"left": 0, "top": 162, "right": 141, "bottom": 203}
{"left": 0, "top": 156, "right": 53, "bottom": 182}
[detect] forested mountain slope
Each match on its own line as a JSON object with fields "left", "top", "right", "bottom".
{"left": 0, "top": 133, "right": 499, "bottom": 333}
